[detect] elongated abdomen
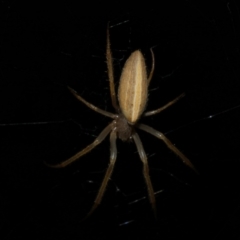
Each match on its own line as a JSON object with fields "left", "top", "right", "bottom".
{"left": 118, "top": 50, "right": 148, "bottom": 124}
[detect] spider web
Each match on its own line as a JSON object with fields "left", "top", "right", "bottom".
{"left": 1, "top": 0, "right": 240, "bottom": 239}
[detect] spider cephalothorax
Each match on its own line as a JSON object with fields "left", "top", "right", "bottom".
{"left": 114, "top": 114, "right": 134, "bottom": 141}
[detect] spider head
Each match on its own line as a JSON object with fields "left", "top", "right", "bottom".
{"left": 114, "top": 114, "right": 134, "bottom": 141}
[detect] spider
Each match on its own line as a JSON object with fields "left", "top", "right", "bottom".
{"left": 48, "top": 24, "right": 197, "bottom": 217}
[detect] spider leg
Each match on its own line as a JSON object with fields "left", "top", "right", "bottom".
{"left": 106, "top": 23, "right": 118, "bottom": 111}
{"left": 138, "top": 124, "right": 198, "bottom": 173}
{"left": 147, "top": 48, "right": 155, "bottom": 85}
{"left": 132, "top": 132, "right": 157, "bottom": 217}
{"left": 86, "top": 129, "right": 117, "bottom": 217}
{"left": 68, "top": 87, "right": 116, "bottom": 119}
{"left": 143, "top": 93, "right": 185, "bottom": 117}
{"left": 45, "top": 123, "right": 113, "bottom": 168}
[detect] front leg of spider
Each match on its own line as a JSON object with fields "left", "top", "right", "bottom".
{"left": 132, "top": 132, "right": 157, "bottom": 216}
{"left": 86, "top": 129, "right": 117, "bottom": 218}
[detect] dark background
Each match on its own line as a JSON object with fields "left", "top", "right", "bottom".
{"left": 1, "top": 0, "right": 240, "bottom": 239}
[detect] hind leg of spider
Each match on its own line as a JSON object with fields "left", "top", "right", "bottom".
{"left": 132, "top": 132, "right": 157, "bottom": 218}
{"left": 106, "top": 23, "right": 118, "bottom": 110}
{"left": 86, "top": 129, "right": 117, "bottom": 217}
{"left": 138, "top": 124, "right": 198, "bottom": 173}
{"left": 68, "top": 87, "right": 116, "bottom": 119}
{"left": 147, "top": 48, "right": 155, "bottom": 85}
{"left": 45, "top": 123, "right": 113, "bottom": 168}
{"left": 143, "top": 93, "right": 185, "bottom": 117}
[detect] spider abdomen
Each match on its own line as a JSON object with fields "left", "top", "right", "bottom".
{"left": 118, "top": 50, "right": 148, "bottom": 124}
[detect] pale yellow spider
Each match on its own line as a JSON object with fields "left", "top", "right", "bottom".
{"left": 48, "top": 24, "right": 196, "bottom": 217}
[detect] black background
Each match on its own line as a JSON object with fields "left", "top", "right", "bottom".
{"left": 1, "top": 0, "right": 240, "bottom": 239}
